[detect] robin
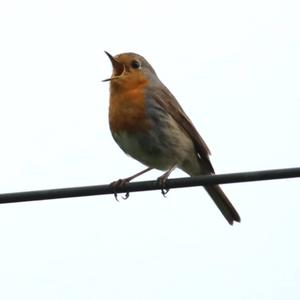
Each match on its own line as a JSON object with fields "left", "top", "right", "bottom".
{"left": 103, "top": 51, "right": 240, "bottom": 225}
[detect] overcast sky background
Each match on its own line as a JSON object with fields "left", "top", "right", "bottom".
{"left": 0, "top": 0, "right": 300, "bottom": 299}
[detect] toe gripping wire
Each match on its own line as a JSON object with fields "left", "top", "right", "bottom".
{"left": 156, "top": 164, "right": 177, "bottom": 197}
{"left": 110, "top": 167, "right": 153, "bottom": 201}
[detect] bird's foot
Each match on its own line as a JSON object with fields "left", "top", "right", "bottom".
{"left": 156, "top": 175, "right": 170, "bottom": 197}
{"left": 110, "top": 179, "right": 130, "bottom": 201}
{"left": 110, "top": 167, "right": 153, "bottom": 201}
{"left": 156, "top": 164, "right": 177, "bottom": 197}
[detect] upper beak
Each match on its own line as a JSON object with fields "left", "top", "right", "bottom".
{"left": 102, "top": 51, "right": 125, "bottom": 82}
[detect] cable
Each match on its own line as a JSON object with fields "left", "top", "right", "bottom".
{"left": 0, "top": 167, "right": 299, "bottom": 204}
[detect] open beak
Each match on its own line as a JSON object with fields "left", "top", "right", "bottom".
{"left": 102, "top": 51, "right": 125, "bottom": 82}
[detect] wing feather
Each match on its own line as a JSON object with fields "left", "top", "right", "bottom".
{"left": 146, "top": 83, "right": 214, "bottom": 173}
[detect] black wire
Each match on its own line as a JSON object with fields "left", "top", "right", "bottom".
{"left": 0, "top": 167, "right": 300, "bottom": 204}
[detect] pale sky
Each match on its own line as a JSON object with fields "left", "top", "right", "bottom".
{"left": 0, "top": 0, "right": 300, "bottom": 299}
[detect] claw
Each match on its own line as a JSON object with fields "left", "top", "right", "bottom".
{"left": 110, "top": 167, "right": 153, "bottom": 201}
{"left": 114, "top": 192, "right": 120, "bottom": 202}
{"left": 161, "top": 188, "right": 169, "bottom": 197}
{"left": 110, "top": 179, "right": 130, "bottom": 201}
{"left": 122, "top": 191, "right": 130, "bottom": 200}
{"left": 156, "top": 164, "right": 177, "bottom": 198}
{"left": 157, "top": 176, "right": 170, "bottom": 197}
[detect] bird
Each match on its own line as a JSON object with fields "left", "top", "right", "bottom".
{"left": 103, "top": 51, "right": 240, "bottom": 225}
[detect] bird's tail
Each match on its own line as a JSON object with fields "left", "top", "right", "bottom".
{"left": 204, "top": 185, "right": 240, "bottom": 225}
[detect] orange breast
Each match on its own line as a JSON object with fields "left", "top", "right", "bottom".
{"left": 109, "top": 80, "right": 151, "bottom": 133}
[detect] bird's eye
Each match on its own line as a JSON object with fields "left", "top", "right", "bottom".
{"left": 131, "top": 60, "right": 141, "bottom": 69}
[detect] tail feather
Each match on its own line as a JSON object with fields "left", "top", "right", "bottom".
{"left": 204, "top": 185, "right": 240, "bottom": 225}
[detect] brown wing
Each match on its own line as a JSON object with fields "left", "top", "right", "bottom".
{"left": 146, "top": 83, "right": 215, "bottom": 173}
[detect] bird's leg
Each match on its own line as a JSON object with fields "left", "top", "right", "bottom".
{"left": 157, "top": 164, "right": 177, "bottom": 197}
{"left": 111, "top": 167, "right": 153, "bottom": 200}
